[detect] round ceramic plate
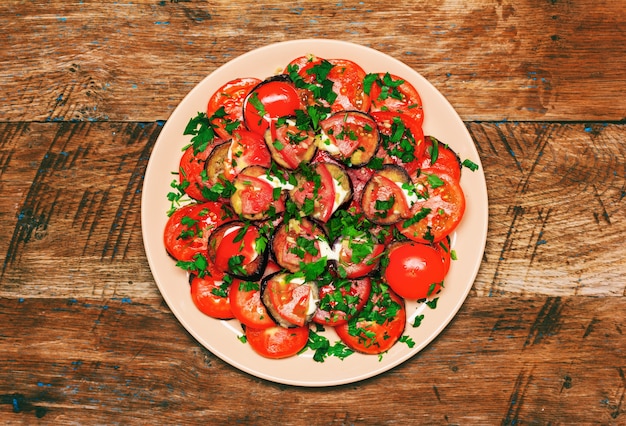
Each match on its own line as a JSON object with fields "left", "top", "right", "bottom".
{"left": 141, "top": 39, "right": 488, "bottom": 387}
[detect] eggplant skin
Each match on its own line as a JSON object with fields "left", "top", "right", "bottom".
{"left": 361, "top": 164, "right": 411, "bottom": 225}
{"left": 207, "top": 220, "right": 268, "bottom": 281}
{"left": 269, "top": 217, "right": 329, "bottom": 273}
{"left": 260, "top": 271, "right": 319, "bottom": 328}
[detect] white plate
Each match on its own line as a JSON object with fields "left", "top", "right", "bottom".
{"left": 141, "top": 39, "right": 488, "bottom": 387}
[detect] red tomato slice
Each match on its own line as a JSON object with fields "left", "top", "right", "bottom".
{"left": 207, "top": 77, "right": 261, "bottom": 140}
{"left": 319, "top": 111, "right": 379, "bottom": 167}
{"left": 229, "top": 129, "right": 272, "bottom": 173}
{"left": 435, "top": 236, "right": 452, "bottom": 276}
{"left": 384, "top": 241, "right": 445, "bottom": 300}
{"left": 327, "top": 59, "right": 371, "bottom": 112}
{"left": 243, "top": 78, "right": 302, "bottom": 135}
{"left": 262, "top": 272, "right": 318, "bottom": 328}
{"left": 289, "top": 162, "right": 337, "bottom": 223}
{"left": 335, "top": 283, "right": 406, "bottom": 355}
{"left": 163, "top": 201, "right": 234, "bottom": 262}
{"left": 190, "top": 274, "right": 234, "bottom": 320}
{"left": 368, "top": 72, "right": 424, "bottom": 126}
{"left": 283, "top": 55, "right": 321, "bottom": 74}
{"left": 271, "top": 218, "right": 328, "bottom": 273}
{"left": 245, "top": 325, "right": 309, "bottom": 359}
{"left": 335, "top": 237, "right": 385, "bottom": 279}
{"left": 179, "top": 144, "right": 212, "bottom": 202}
{"left": 266, "top": 119, "right": 317, "bottom": 170}
{"left": 208, "top": 221, "right": 264, "bottom": 278}
{"left": 371, "top": 111, "right": 425, "bottom": 176}
{"left": 361, "top": 171, "right": 412, "bottom": 225}
{"left": 418, "top": 136, "right": 462, "bottom": 182}
{"left": 232, "top": 171, "right": 285, "bottom": 219}
{"left": 313, "top": 277, "right": 371, "bottom": 326}
{"left": 397, "top": 173, "right": 466, "bottom": 243}
{"left": 291, "top": 58, "right": 370, "bottom": 112}
{"left": 229, "top": 278, "right": 276, "bottom": 329}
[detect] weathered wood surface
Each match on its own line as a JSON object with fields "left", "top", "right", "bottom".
{"left": 1, "top": 122, "right": 624, "bottom": 299}
{"left": 1, "top": 0, "right": 625, "bottom": 424}
{"left": 1, "top": 1, "right": 625, "bottom": 123}
{"left": 1, "top": 296, "right": 624, "bottom": 424}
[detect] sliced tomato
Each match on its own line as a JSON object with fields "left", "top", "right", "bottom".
{"left": 313, "top": 276, "right": 371, "bottom": 326}
{"left": 397, "top": 172, "right": 466, "bottom": 243}
{"left": 271, "top": 218, "right": 329, "bottom": 273}
{"left": 243, "top": 77, "right": 302, "bottom": 136}
{"left": 418, "top": 136, "right": 462, "bottom": 182}
{"left": 289, "top": 58, "right": 370, "bottom": 112}
{"left": 335, "top": 282, "right": 406, "bottom": 355}
{"left": 367, "top": 72, "right": 424, "bottom": 126}
{"left": 319, "top": 111, "right": 379, "bottom": 167}
{"left": 283, "top": 54, "right": 321, "bottom": 74}
{"left": 265, "top": 118, "right": 317, "bottom": 170}
{"left": 435, "top": 236, "right": 452, "bottom": 276}
{"left": 163, "top": 201, "right": 234, "bottom": 262}
{"left": 326, "top": 59, "right": 371, "bottom": 112}
{"left": 229, "top": 129, "right": 272, "bottom": 172}
{"left": 230, "top": 166, "right": 286, "bottom": 221}
{"left": 288, "top": 162, "right": 350, "bottom": 223}
{"left": 207, "top": 221, "right": 267, "bottom": 280}
{"left": 384, "top": 241, "right": 445, "bottom": 300}
{"left": 190, "top": 273, "right": 234, "bottom": 320}
{"left": 261, "top": 272, "right": 319, "bottom": 328}
{"left": 371, "top": 111, "right": 425, "bottom": 176}
{"left": 179, "top": 144, "right": 212, "bottom": 202}
{"left": 245, "top": 324, "right": 309, "bottom": 359}
{"left": 207, "top": 77, "right": 261, "bottom": 140}
{"left": 229, "top": 278, "right": 276, "bottom": 329}
{"left": 361, "top": 166, "right": 412, "bottom": 225}
{"left": 334, "top": 236, "right": 385, "bottom": 279}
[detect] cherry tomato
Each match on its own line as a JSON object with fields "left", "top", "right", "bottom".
{"left": 245, "top": 325, "right": 309, "bottom": 359}
{"left": 384, "top": 241, "right": 445, "bottom": 300}
{"left": 335, "top": 282, "right": 406, "bottom": 354}
{"left": 368, "top": 72, "right": 424, "bottom": 126}
{"left": 190, "top": 273, "right": 234, "bottom": 320}
{"left": 243, "top": 77, "right": 302, "bottom": 135}
{"left": 397, "top": 172, "right": 466, "bottom": 243}
{"left": 207, "top": 77, "right": 261, "bottom": 140}
{"left": 163, "top": 201, "right": 234, "bottom": 262}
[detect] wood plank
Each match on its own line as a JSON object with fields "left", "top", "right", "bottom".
{"left": 1, "top": 122, "right": 624, "bottom": 298}
{"left": 0, "top": 296, "right": 623, "bottom": 424}
{"left": 1, "top": 1, "right": 625, "bottom": 122}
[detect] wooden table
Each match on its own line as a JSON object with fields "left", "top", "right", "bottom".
{"left": 1, "top": 1, "right": 624, "bottom": 424}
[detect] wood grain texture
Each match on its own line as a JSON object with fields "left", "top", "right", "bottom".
{"left": 1, "top": 0, "right": 625, "bottom": 122}
{"left": 1, "top": 122, "right": 624, "bottom": 298}
{"left": 1, "top": 1, "right": 625, "bottom": 424}
{"left": 0, "top": 296, "right": 623, "bottom": 424}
